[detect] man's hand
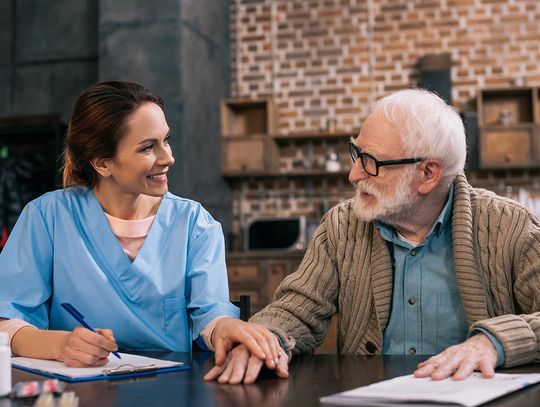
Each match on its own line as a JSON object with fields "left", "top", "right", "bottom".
{"left": 414, "top": 333, "right": 498, "bottom": 380}
{"left": 204, "top": 344, "right": 289, "bottom": 384}
{"left": 60, "top": 327, "right": 119, "bottom": 367}
{"left": 212, "top": 318, "right": 282, "bottom": 370}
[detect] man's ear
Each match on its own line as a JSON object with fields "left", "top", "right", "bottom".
{"left": 417, "top": 160, "right": 443, "bottom": 195}
{"left": 90, "top": 158, "right": 111, "bottom": 178}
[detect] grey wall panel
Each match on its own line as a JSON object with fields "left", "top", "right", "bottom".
{"left": 16, "top": 0, "right": 97, "bottom": 62}
{"left": 12, "top": 61, "right": 97, "bottom": 122}
{"left": 99, "top": 0, "right": 180, "bottom": 25}
{"left": 99, "top": 0, "right": 232, "bottom": 238}
{"left": 99, "top": 20, "right": 181, "bottom": 100}
{"left": 98, "top": 6, "right": 185, "bottom": 203}
{"left": 0, "top": 0, "right": 98, "bottom": 119}
{"left": 181, "top": 0, "right": 230, "bottom": 48}
{"left": 180, "top": 0, "right": 232, "bottom": 237}
{"left": 0, "top": 67, "right": 11, "bottom": 116}
{"left": 0, "top": 0, "right": 12, "bottom": 66}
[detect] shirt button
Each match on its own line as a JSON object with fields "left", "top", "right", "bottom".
{"left": 409, "top": 347, "right": 416, "bottom": 355}
{"left": 408, "top": 297, "right": 416, "bottom": 305}
{"left": 410, "top": 249, "right": 416, "bottom": 256}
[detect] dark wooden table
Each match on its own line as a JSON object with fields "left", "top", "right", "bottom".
{"left": 6, "top": 352, "right": 540, "bottom": 406}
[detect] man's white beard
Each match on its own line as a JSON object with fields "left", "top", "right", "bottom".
{"left": 352, "top": 167, "right": 420, "bottom": 226}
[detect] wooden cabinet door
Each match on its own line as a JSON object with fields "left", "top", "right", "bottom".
{"left": 480, "top": 126, "right": 536, "bottom": 168}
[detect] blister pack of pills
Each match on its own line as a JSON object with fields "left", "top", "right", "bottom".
{"left": 11, "top": 379, "right": 66, "bottom": 399}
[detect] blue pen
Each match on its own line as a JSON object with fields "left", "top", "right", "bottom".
{"left": 61, "top": 303, "right": 121, "bottom": 359}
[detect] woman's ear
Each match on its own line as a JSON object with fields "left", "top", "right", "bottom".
{"left": 417, "top": 159, "right": 444, "bottom": 195}
{"left": 90, "top": 158, "right": 111, "bottom": 178}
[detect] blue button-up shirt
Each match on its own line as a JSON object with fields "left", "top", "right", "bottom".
{"left": 378, "top": 187, "right": 504, "bottom": 365}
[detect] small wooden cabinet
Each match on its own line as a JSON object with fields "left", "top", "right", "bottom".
{"left": 477, "top": 87, "right": 540, "bottom": 168}
{"left": 220, "top": 97, "right": 278, "bottom": 137}
{"left": 221, "top": 135, "right": 279, "bottom": 175}
{"left": 220, "top": 97, "right": 280, "bottom": 176}
{"left": 226, "top": 251, "right": 337, "bottom": 353}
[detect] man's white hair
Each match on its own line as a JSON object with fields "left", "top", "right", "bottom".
{"left": 375, "top": 88, "right": 467, "bottom": 185}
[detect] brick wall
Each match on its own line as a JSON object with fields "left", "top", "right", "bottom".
{"left": 231, "top": 0, "right": 540, "bottom": 131}
{"left": 227, "top": 0, "right": 540, "bottom": 250}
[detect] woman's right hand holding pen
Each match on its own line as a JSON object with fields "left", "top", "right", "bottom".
{"left": 11, "top": 325, "right": 119, "bottom": 367}
{"left": 60, "top": 327, "right": 119, "bottom": 367}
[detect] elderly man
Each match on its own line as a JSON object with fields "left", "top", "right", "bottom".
{"left": 205, "top": 89, "right": 540, "bottom": 384}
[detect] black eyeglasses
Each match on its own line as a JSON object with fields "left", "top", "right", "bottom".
{"left": 349, "top": 142, "right": 425, "bottom": 176}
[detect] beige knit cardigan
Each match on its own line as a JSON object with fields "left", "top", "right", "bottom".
{"left": 250, "top": 174, "right": 540, "bottom": 367}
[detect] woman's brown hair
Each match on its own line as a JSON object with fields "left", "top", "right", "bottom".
{"left": 61, "top": 80, "right": 164, "bottom": 188}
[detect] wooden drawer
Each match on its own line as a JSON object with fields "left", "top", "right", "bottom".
{"left": 221, "top": 135, "right": 279, "bottom": 174}
{"left": 480, "top": 126, "right": 539, "bottom": 168}
{"left": 227, "top": 263, "right": 262, "bottom": 282}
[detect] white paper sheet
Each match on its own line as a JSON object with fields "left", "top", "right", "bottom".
{"left": 320, "top": 372, "right": 540, "bottom": 407}
{"left": 12, "top": 352, "right": 184, "bottom": 379}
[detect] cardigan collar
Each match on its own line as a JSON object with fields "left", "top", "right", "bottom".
{"left": 450, "top": 173, "right": 489, "bottom": 325}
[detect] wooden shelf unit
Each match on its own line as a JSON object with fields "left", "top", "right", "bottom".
{"left": 221, "top": 131, "right": 351, "bottom": 177}
{"left": 477, "top": 87, "right": 540, "bottom": 168}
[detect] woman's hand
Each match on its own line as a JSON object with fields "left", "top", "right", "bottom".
{"left": 59, "top": 327, "right": 119, "bottom": 367}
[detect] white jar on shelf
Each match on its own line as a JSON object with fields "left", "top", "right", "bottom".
{"left": 325, "top": 151, "right": 341, "bottom": 172}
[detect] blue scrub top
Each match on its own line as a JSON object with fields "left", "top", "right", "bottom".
{"left": 0, "top": 187, "right": 239, "bottom": 352}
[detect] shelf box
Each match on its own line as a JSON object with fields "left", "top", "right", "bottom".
{"left": 222, "top": 135, "right": 279, "bottom": 174}
{"left": 220, "top": 98, "right": 278, "bottom": 137}
{"left": 480, "top": 126, "right": 540, "bottom": 168}
{"left": 477, "top": 88, "right": 534, "bottom": 126}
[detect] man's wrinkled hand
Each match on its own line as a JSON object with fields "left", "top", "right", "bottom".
{"left": 211, "top": 318, "right": 282, "bottom": 370}
{"left": 204, "top": 344, "right": 289, "bottom": 384}
{"left": 414, "top": 333, "right": 498, "bottom": 380}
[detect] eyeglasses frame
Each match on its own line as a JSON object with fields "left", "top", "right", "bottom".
{"left": 348, "top": 142, "right": 426, "bottom": 176}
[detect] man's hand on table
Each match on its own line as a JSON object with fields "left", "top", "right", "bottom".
{"left": 414, "top": 333, "right": 498, "bottom": 380}
{"left": 204, "top": 344, "right": 289, "bottom": 384}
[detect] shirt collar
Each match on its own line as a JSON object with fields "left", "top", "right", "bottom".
{"left": 435, "top": 183, "right": 454, "bottom": 236}
{"left": 376, "top": 183, "right": 454, "bottom": 244}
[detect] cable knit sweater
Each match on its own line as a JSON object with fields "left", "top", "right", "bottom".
{"left": 250, "top": 174, "right": 540, "bottom": 367}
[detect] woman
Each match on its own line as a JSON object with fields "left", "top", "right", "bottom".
{"left": 0, "top": 80, "right": 239, "bottom": 367}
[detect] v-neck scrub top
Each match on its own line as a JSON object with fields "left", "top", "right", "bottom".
{"left": 0, "top": 187, "right": 239, "bottom": 352}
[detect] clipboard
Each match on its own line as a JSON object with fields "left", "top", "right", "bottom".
{"left": 12, "top": 352, "right": 190, "bottom": 382}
